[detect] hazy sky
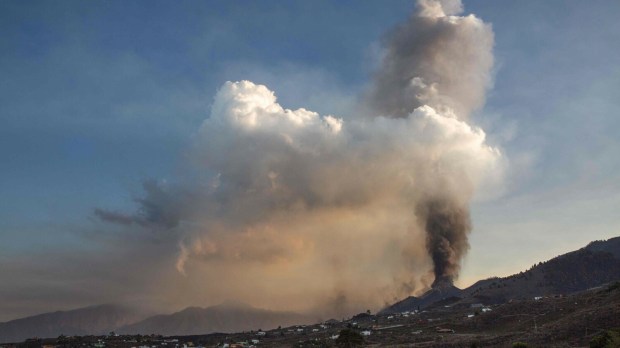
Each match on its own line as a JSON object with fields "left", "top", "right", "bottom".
{"left": 1, "top": 0, "right": 619, "bottom": 322}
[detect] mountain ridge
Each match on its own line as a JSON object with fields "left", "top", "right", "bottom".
{"left": 381, "top": 236, "right": 620, "bottom": 313}
{"left": 0, "top": 304, "right": 146, "bottom": 344}
{"left": 117, "top": 302, "right": 314, "bottom": 336}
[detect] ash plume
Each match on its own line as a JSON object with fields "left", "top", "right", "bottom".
{"left": 92, "top": 0, "right": 503, "bottom": 315}
{"left": 367, "top": 0, "right": 493, "bottom": 120}
{"left": 368, "top": 0, "right": 495, "bottom": 286}
{"left": 419, "top": 199, "right": 471, "bottom": 286}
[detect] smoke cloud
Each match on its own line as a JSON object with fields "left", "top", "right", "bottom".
{"left": 93, "top": 0, "right": 503, "bottom": 316}
{"left": 367, "top": 0, "right": 495, "bottom": 284}
{"left": 419, "top": 199, "right": 471, "bottom": 286}
{"left": 367, "top": 0, "right": 493, "bottom": 119}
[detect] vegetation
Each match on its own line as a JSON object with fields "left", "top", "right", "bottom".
{"left": 590, "top": 329, "right": 620, "bottom": 348}
{"left": 606, "top": 281, "right": 620, "bottom": 292}
{"left": 335, "top": 329, "right": 364, "bottom": 347}
{"left": 512, "top": 342, "right": 528, "bottom": 348}
{"left": 294, "top": 339, "right": 331, "bottom": 348}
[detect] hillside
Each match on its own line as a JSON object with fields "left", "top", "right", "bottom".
{"left": 382, "top": 236, "right": 620, "bottom": 312}
{"left": 463, "top": 236, "right": 620, "bottom": 305}
{"left": 118, "top": 301, "right": 314, "bottom": 336}
{"left": 0, "top": 304, "right": 145, "bottom": 344}
{"left": 380, "top": 282, "right": 462, "bottom": 314}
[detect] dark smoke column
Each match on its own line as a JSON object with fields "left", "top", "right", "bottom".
{"left": 419, "top": 199, "right": 471, "bottom": 287}
{"left": 366, "top": 0, "right": 494, "bottom": 288}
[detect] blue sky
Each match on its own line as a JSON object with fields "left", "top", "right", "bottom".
{"left": 1, "top": 0, "right": 620, "bottom": 320}
{"left": 0, "top": 1, "right": 412, "bottom": 243}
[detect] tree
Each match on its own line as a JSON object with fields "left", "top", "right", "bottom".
{"left": 335, "top": 329, "right": 364, "bottom": 347}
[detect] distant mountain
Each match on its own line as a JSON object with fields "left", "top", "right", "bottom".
{"left": 382, "top": 236, "right": 620, "bottom": 313}
{"left": 0, "top": 304, "right": 146, "bottom": 344}
{"left": 118, "top": 301, "right": 314, "bottom": 336}
{"left": 0, "top": 301, "right": 313, "bottom": 343}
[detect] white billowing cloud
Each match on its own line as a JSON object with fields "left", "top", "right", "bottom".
{"left": 191, "top": 80, "right": 500, "bottom": 219}
{"left": 159, "top": 78, "right": 502, "bottom": 313}
{"left": 91, "top": 0, "right": 504, "bottom": 316}
{"left": 417, "top": 0, "right": 463, "bottom": 18}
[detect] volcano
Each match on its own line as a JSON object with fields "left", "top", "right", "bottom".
{"left": 379, "top": 277, "right": 463, "bottom": 314}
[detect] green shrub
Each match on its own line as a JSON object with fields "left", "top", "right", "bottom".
{"left": 335, "top": 329, "right": 364, "bottom": 347}
{"left": 590, "top": 329, "right": 620, "bottom": 348}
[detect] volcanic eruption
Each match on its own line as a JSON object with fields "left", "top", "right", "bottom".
{"left": 367, "top": 0, "right": 495, "bottom": 289}
{"left": 422, "top": 199, "right": 471, "bottom": 289}
{"left": 95, "top": 0, "right": 502, "bottom": 316}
